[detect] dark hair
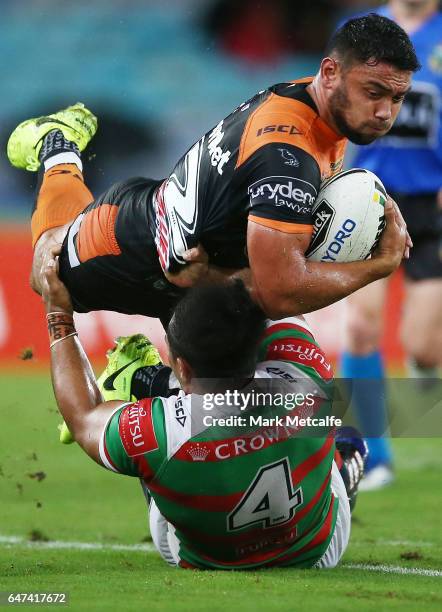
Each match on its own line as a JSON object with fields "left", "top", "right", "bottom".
{"left": 167, "top": 280, "right": 266, "bottom": 379}
{"left": 327, "top": 13, "right": 420, "bottom": 72}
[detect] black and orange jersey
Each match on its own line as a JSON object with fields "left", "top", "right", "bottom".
{"left": 148, "top": 78, "right": 347, "bottom": 272}
{"left": 60, "top": 80, "right": 347, "bottom": 318}
{"left": 64, "top": 78, "right": 348, "bottom": 311}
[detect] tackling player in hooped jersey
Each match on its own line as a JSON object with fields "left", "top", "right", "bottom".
{"left": 41, "top": 257, "right": 366, "bottom": 570}
{"left": 8, "top": 14, "right": 415, "bottom": 325}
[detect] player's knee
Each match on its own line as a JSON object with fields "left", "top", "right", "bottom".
{"left": 345, "top": 307, "right": 382, "bottom": 354}
{"left": 30, "top": 245, "right": 46, "bottom": 295}
{"left": 402, "top": 333, "right": 441, "bottom": 369}
{"left": 29, "top": 269, "right": 42, "bottom": 295}
{"left": 31, "top": 226, "right": 67, "bottom": 295}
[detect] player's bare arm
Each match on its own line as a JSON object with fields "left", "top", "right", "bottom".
{"left": 247, "top": 197, "right": 407, "bottom": 319}
{"left": 41, "top": 256, "right": 118, "bottom": 465}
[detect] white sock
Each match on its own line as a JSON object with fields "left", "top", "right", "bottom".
{"left": 44, "top": 152, "right": 83, "bottom": 172}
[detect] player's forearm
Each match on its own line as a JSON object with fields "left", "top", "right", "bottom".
{"left": 50, "top": 335, "right": 102, "bottom": 437}
{"left": 255, "top": 258, "right": 389, "bottom": 319}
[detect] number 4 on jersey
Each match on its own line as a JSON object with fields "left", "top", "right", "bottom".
{"left": 228, "top": 458, "right": 303, "bottom": 531}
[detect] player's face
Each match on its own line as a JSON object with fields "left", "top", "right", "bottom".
{"left": 329, "top": 61, "right": 412, "bottom": 145}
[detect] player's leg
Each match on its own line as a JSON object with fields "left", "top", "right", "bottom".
{"left": 7, "top": 103, "right": 97, "bottom": 294}
{"left": 315, "top": 427, "right": 368, "bottom": 569}
{"left": 399, "top": 193, "right": 442, "bottom": 376}
{"left": 8, "top": 104, "right": 180, "bottom": 319}
{"left": 341, "top": 278, "right": 394, "bottom": 489}
{"left": 141, "top": 484, "right": 178, "bottom": 566}
{"left": 401, "top": 278, "right": 442, "bottom": 372}
{"left": 31, "top": 161, "right": 93, "bottom": 295}
{"left": 314, "top": 462, "right": 351, "bottom": 568}
{"left": 343, "top": 278, "right": 388, "bottom": 354}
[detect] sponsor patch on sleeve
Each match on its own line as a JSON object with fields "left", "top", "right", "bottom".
{"left": 119, "top": 399, "right": 159, "bottom": 457}
{"left": 266, "top": 337, "right": 333, "bottom": 381}
{"left": 248, "top": 175, "right": 317, "bottom": 220}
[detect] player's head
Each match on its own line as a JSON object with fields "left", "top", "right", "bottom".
{"left": 322, "top": 13, "right": 420, "bottom": 145}
{"left": 166, "top": 281, "right": 266, "bottom": 391}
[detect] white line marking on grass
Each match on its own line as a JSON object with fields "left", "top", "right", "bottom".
{"left": 351, "top": 540, "right": 435, "bottom": 547}
{"left": 0, "top": 535, "right": 156, "bottom": 552}
{"left": 344, "top": 563, "right": 442, "bottom": 577}
{"left": 2, "top": 536, "right": 441, "bottom": 576}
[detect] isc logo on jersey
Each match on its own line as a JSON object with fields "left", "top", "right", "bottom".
{"left": 248, "top": 176, "right": 317, "bottom": 213}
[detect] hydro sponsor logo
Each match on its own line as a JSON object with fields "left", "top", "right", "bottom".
{"left": 320, "top": 218, "right": 357, "bottom": 262}
{"left": 248, "top": 176, "right": 316, "bottom": 213}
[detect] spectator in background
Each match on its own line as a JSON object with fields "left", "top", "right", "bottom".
{"left": 203, "top": 0, "right": 373, "bottom": 64}
{"left": 341, "top": 0, "right": 442, "bottom": 490}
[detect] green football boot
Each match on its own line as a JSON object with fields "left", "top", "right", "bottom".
{"left": 58, "top": 421, "right": 75, "bottom": 445}
{"left": 7, "top": 102, "right": 97, "bottom": 171}
{"left": 97, "top": 334, "right": 163, "bottom": 402}
{"left": 58, "top": 334, "right": 162, "bottom": 445}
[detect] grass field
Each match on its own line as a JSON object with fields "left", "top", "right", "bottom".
{"left": 1, "top": 372, "right": 441, "bottom": 611}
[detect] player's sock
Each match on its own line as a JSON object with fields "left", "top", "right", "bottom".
{"left": 335, "top": 426, "right": 368, "bottom": 511}
{"left": 131, "top": 365, "right": 180, "bottom": 399}
{"left": 39, "top": 129, "right": 82, "bottom": 171}
{"left": 341, "top": 350, "right": 392, "bottom": 471}
{"left": 31, "top": 161, "right": 93, "bottom": 247}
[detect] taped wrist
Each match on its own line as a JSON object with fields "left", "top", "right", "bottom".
{"left": 47, "top": 312, "right": 77, "bottom": 347}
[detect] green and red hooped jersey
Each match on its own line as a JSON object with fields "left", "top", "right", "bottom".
{"left": 99, "top": 317, "right": 338, "bottom": 569}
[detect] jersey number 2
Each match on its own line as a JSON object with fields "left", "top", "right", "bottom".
{"left": 227, "top": 458, "right": 303, "bottom": 531}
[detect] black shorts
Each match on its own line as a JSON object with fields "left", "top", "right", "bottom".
{"left": 58, "top": 177, "right": 185, "bottom": 326}
{"left": 390, "top": 191, "right": 442, "bottom": 281}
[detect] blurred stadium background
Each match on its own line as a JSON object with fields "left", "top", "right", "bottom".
{"left": 0, "top": 0, "right": 404, "bottom": 368}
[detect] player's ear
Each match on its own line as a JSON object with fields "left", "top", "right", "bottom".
{"left": 320, "top": 56, "right": 341, "bottom": 90}
{"left": 176, "top": 356, "right": 193, "bottom": 392}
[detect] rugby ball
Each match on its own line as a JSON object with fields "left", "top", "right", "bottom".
{"left": 305, "top": 169, "right": 387, "bottom": 263}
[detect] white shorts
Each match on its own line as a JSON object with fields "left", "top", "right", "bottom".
{"left": 314, "top": 461, "right": 351, "bottom": 568}
{"left": 143, "top": 460, "right": 351, "bottom": 569}
{"left": 140, "top": 481, "right": 180, "bottom": 566}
